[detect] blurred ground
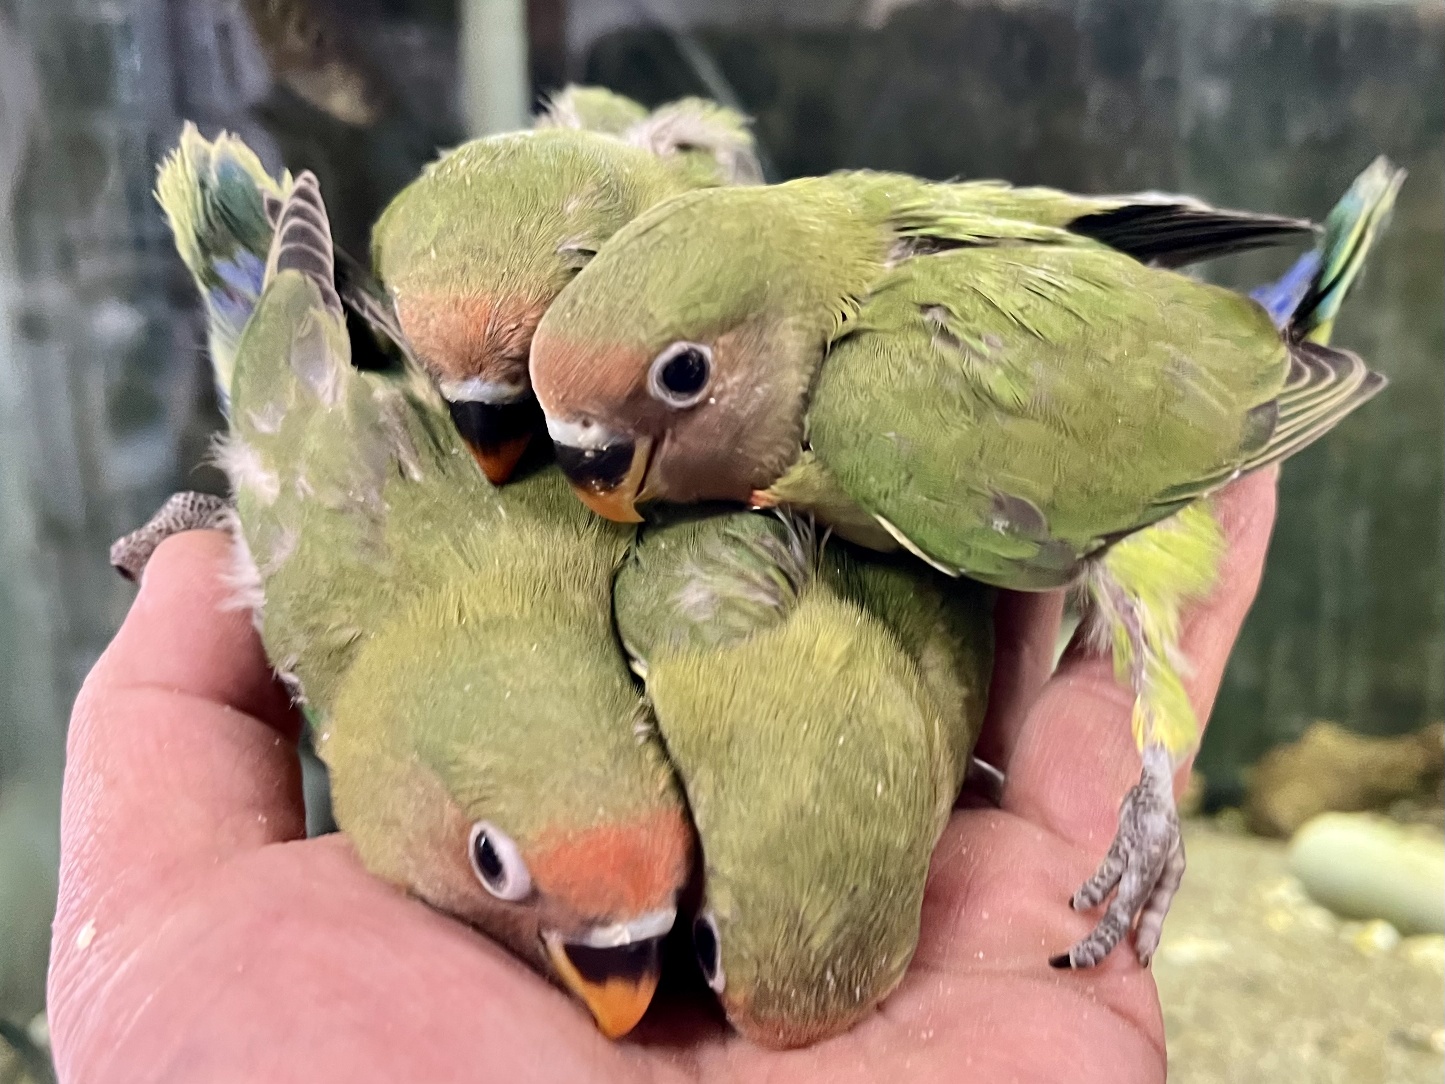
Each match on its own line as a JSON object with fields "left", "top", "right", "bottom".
{"left": 1157, "top": 817, "right": 1445, "bottom": 1084}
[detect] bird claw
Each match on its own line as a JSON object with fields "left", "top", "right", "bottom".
{"left": 109, "top": 491, "right": 234, "bottom": 581}
{"left": 1051, "top": 746, "right": 1184, "bottom": 969}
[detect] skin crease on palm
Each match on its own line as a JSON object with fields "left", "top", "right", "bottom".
{"left": 47, "top": 467, "right": 1277, "bottom": 1084}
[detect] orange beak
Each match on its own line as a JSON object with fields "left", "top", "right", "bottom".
{"left": 446, "top": 397, "right": 543, "bottom": 486}
{"left": 543, "top": 931, "right": 664, "bottom": 1039}
{"left": 552, "top": 436, "right": 652, "bottom": 523}
{"left": 467, "top": 436, "right": 532, "bottom": 485}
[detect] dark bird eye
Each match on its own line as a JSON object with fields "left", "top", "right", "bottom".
{"left": 647, "top": 342, "right": 712, "bottom": 408}
{"left": 693, "top": 912, "right": 725, "bottom": 993}
{"left": 468, "top": 821, "right": 532, "bottom": 901}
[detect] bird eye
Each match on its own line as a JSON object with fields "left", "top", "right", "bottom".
{"left": 468, "top": 821, "right": 532, "bottom": 901}
{"left": 647, "top": 342, "right": 712, "bottom": 408}
{"left": 693, "top": 912, "right": 726, "bottom": 993}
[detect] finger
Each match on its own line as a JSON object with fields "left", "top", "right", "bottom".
{"left": 975, "top": 588, "right": 1066, "bottom": 772}
{"left": 55, "top": 531, "right": 307, "bottom": 952}
{"left": 101, "top": 529, "right": 298, "bottom": 734}
{"left": 1001, "top": 468, "right": 1279, "bottom": 849}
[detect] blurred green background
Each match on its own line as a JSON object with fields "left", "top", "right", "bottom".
{"left": 0, "top": 0, "right": 1440, "bottom": 1066}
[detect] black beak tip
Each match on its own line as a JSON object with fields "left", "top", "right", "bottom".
{"left": 446, "top": 396, "right": 542, "bottom": 449}
{"left": 563, "top": 936, "right": 663, "bottom": 985}
{"left": 552, "top": 439, "right": 638, "bottom": 492}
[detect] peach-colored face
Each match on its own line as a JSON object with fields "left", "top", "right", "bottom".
{"left": 528, "top": 807, "right": 692, "bottom": 919}
{"left": 397, "top": 293, "right": 549, "bottom": 390}
{"left": 397, "top": 292, "right": 551, "bottom": 484}
{"left": 336, "top": 757, "right": 692, "bottom": 1039}
{"left": 531, "top": 317, "right": 808, "bottom": 522}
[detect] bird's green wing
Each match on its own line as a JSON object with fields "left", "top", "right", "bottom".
{"left": 829, "top": 170, "right": 1314, "bottom": 267}
{"left": 1149, "top": 340, "right": 1383, "bottom": 506}
{"left": 224, "top": 173, "right": 489, "bottom": 705}
{"left": 808, "top": 243, "right": 1292, "bottom": 586}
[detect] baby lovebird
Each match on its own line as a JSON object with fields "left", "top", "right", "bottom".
{"left": 531, "top": 158, "right": 1402, "bottom": 969}
{"left": 614, "top": 510, "right": 992, "bottom": 1047}
{"left": 370, "top": 84, "right": 761, "bottom": 483}
{"left": 118, "top": 162, "right": 691, "bottom": 1038}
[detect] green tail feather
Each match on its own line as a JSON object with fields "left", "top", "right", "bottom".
{"left": 1293, "top": 156, "right": 1405, "bottom": 346}
{"left": 155, "top": 123, "right": 292, "bottom": 406}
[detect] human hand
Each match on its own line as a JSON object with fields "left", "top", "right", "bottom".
{"left": 48, "top": 469, "right": 1277, "bottom": 1083}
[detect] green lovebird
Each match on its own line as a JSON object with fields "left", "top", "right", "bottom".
{"left": 614, "top": 510, "right": 993, "bottom": 1047}
{"left": 120, "top": 164, "right": 692, "bottom": 1038}
{"left": 531, "top": 158, "right": 1402, "bottom": 968}
{"left": 370, "top": 84, "right": 761, "bottom": 484}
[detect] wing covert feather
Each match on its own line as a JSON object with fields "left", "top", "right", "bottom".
{"left": 809, "top": 244, "right": 1289, "bottom": 584}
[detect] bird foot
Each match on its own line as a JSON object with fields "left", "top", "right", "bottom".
{"left": 110, "top": 491, "right": 233, "bottom": 582}
{"left": 1050, "top": 745, "right": 1184, "bottom": 969}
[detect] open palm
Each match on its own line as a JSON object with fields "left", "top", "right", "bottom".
{"left": 48, "top": 471, "right": 1277, "bottom": 1084}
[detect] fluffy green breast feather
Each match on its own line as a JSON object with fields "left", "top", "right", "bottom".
{"left": 613, "top": 510, "right": 992, "bottom": 1047}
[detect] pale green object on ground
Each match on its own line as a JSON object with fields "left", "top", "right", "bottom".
{"left": 1288, "top": 812, "right": 1445, "bottom": 935}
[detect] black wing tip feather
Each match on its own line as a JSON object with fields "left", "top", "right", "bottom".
{"left": 1068, "top": 203, "right": 1316, "bottom": 268}
{"left": 270, "top": 171, "right": 343, "bottom": 319}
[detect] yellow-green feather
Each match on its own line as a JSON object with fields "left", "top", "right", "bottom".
{"left": 1085, "top": 502, "right": 1224, "bottom": 756}
{"left": 614, "top": 511, "right": 991, "bottom": 1043}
